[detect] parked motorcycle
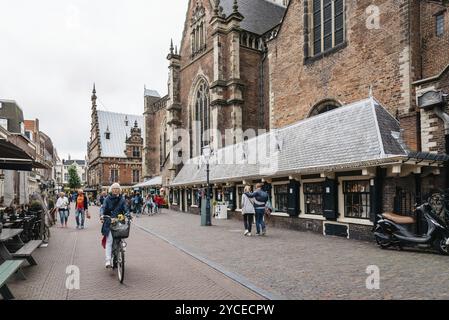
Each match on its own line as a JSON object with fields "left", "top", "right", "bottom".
{"left": 374, "top": 194, "right": 449, "bottom": 255}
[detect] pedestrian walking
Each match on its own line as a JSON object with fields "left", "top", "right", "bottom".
{"left": 55, "top": 192, "right": 69, "bottom": 228}
{"left": 245, "top": 183, "right": 271, "bottom": 236}
{"left": 75, "top": 189, "right": 89, "bottom": 229}
{"left": 144, "top": 195, "right": 154, "bottom": 215}
{"left": 132, "top": 192, "right": 143, "bottom": 217}
{"left": 241, "top": 186, "right": 255, "bottom": 236}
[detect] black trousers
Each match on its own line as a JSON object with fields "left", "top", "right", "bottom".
{"left": 243, "top": 214, "right": 254, "bottom": 233}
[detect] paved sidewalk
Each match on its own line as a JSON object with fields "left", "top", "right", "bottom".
{"left": 5, "top": 205, "right": 263, "bottom": 300}
{"left": 133, "top": 209, "right": 449, "bottom": 300}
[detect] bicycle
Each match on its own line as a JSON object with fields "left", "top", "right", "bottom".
{"left": 103, "top": 215, "right": 131, "bottom": 283}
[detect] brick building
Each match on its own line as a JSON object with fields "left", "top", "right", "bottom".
{"left": 144, "top": 0, "right": 449, "bottom": 240}
{"left": 87, "top": 85, "right": 144, "bottom": 192}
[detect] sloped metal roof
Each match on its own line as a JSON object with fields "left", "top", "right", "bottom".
{"left": 220, "top": 0, "right": 286, "bottom": 35}
{"left": 144, "top": 89, "right": 161, "bottom": 98}
{"left": 171, "top": 98, "right": 447, "bottom": 186}
{"left": 97, "top": 110, "right": 144, "bottom": 158}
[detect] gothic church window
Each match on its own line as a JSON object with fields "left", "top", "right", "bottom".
{"left": 436, "top": 13, "right": 444, "bottom": 37}
{"left": 311, "top": 0, "right": 345, "bottom": 56}
{"left": 195, "top": 81, "right": 210, "bottom": 151}
{"left": 191, "top": 3, "right": 206, "bottom": 57}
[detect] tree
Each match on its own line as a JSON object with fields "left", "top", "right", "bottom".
{"left": 68, "top": 165, "right": 81, "bottom": 189}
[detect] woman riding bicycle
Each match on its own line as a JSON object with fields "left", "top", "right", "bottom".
{"left": 100, "top": 183, "right": 127, "bottom": 268}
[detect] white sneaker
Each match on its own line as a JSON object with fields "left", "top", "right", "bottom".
{"left": 244, "top": 230, "right": 249, "bottom": 236}
{"left": 247, "top": 233, "right": 252, "bottom": 237}
{"left": 105, "top": 261, "right": 112, "bottom": 269}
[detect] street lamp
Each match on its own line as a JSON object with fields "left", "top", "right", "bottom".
{"left": 203, "top": 145, "right": 212, "bottom": 226}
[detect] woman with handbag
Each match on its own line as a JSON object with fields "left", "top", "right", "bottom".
{"left": 241, "top": 186, "right": 255, "bottom": 236}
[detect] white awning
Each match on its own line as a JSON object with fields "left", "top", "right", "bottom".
{"left": 133, "top": 176, "right": 162, "bottom": 188}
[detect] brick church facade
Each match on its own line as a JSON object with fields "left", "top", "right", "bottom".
{"left": 143, "top": 0, "right": 449, "bottom": 240}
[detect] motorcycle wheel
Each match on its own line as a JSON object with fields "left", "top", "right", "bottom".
{"left": 434, "top": 237, "right": 449, "bottom": 255}
{"left": 375, "top": 234, "right": 392, "bottom": 249}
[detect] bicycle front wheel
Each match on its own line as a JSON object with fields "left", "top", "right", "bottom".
{"left": 117, "top": 246, "right": 125, "bottom": 283}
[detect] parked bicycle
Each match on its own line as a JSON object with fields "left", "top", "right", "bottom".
{"left": 103, "top": 215, "right": 131, "bottom": 283}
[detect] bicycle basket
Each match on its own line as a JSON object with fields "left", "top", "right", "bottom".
{"left": 110, "top": 221, "right": 130, "bottom": 239}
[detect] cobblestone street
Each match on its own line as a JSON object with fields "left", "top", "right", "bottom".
{"left": 7, "top": 205, "right": 449, "bottom": 300}
{"left": 132, "top": 209, "right": 449, "bottom": 300}
{"left": 6, "top": 204, "right": 263, "bottom": 300}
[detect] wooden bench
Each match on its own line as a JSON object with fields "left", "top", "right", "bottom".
{"left": 12, "top": 240, "right": 42, "bottom": 266}
{"left": 0, "top": 260, "right": 26, "bottom": 300}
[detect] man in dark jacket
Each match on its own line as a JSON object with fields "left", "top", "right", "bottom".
{"left": 245, "top": 183, "right": 269, "bottom": 236}
{"left": 75, "top": 189, "right": 89, "bottom": 229}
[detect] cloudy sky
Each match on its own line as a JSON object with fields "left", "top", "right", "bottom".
{"left": 0, "top": 0, "right": 188, "bottom": 160}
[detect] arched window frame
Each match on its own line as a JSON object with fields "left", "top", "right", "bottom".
{"left": 308, "top": 99, "right": 342, "bottom": 118}
{"left": 190, "top": 78, "right": 210, "bottom": 158}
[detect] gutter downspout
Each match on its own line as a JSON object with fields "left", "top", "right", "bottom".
{"left": 259, "top": 46, "right": 268, "bottom": 129}
{"left": 433, "top": 106, "right": 449, "bottom": 189}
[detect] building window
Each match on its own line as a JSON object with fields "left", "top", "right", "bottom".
{"left": 309, "top": 99, "right": 341, "bottom": 117}
{"left": 133, "top": 146, "right": 140, "bottom": 158}
{"left": 436, "top": 13, "right": 444, "bottom": 37}
{"left": 311, "top": 0, "right": 345, "bottom": 56}
{"left": 273, "top": 184, "right": 289, "bottom": 213}
{"left": 64, "top": 173, "right": 69, "bottom": 182}
{"left": 132, "top": 170, "right": 140, "bottom": 183}
{"left": 192, "top": 80, "right": 210, "bottom": 156}
{"left": 110, "top": 169, "right": 119, "bottom": 183}
{"left": 304, "top": 183, "right": 324, "bottom": 215}
{"left": 187, "top": 189, "right": 192, "bottom": 206}
{"left": 192, "top": 189, "right": 198, "bottom": 206}
{"left": 191, "top": 4, "right": 206, "bottom": 57}
{"left": 343, "top": 180, "right": 371, "bottom": 219}
{"left": 173, "top": 189, "right": 179, "bottom": 204}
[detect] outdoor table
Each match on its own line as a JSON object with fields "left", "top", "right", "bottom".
{"left": 0, "top": 229, "right": 24, "bottom": 261}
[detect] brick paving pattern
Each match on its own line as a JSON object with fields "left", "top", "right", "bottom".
{"left": 6, "top": 204, "right": 263, "bottom": 300}
{"left": 133, "top": 209, "right": 449, "bottom": 300}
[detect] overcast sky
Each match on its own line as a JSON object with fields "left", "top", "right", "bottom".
{"left": 0, "top": 0, "right": 188, "bottom": 160}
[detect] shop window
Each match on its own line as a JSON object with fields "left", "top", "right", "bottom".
{"left": 304, "top": 182, "right": 324, "bottom": 215}
{"left": 192, "top": 189, "right": 199, "bottom": 206}
{"left": 173, "top": 190, "right": 179, "bottom": 204}
{"left": 187, "top": 189, "right": 192, "bottom": 207}
{"left": 394, "top": 187, "right": 415, "bottom": 216}
{"left": 274, "top": 184, "right": 289, "bottom": 212}
{"left": 343, "top": 180, "right": 371, "bottom": 219}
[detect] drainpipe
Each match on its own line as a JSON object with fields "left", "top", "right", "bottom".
{"left": 259, "top": 46, "right": 268, "bottom": 129}
{"left": 433, "top": 105, "right": 449, "bottom": 189}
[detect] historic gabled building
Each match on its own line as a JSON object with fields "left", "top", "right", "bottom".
{"left": 87, "top": 85, "right": 144, "bottom": 191}
{"left": 144, "top": 0, "right": 449, "bottom": 240}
